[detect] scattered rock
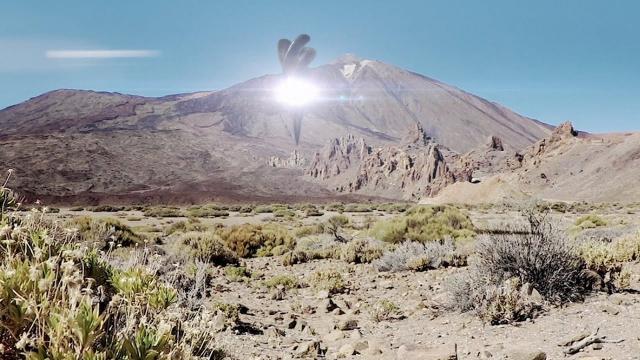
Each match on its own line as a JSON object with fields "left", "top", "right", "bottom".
{"left": 600, "top": 304, "right": 619, "bottom": 315}
{"left": 505, "top": 350, "right": 546, "bottom": 360}
{"left": 396, "top": 344, "right": 458, "bottom": 360}
{"left": 211, "top": 314, "right": 227, "bottom": 333}
{"left": 323, "top": 329, "right": 345, "bottom": 342}
{"left": 264, "top": 326, "right": 285, "bottom": 339}
{"left": 293, "top": 340, "right": 324, "bottom": 358}
{"left": 338, "top": 343, "right": 356, "bottom": 356}
{"left": 320, "top": 298, "right": 337, "bottom": 313}
{"left": 331, "top": 307, "right": 345, "bottom": 315}
{"left": 271, "top": 287, "right": 286, "bottom": 301}
{"left": 353, "top": 340, "right": 369, "bottom": 353}
{"left": 336, "top": 318, "right": 358, "bottom": 331}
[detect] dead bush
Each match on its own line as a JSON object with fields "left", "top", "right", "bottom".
{"left": 373, "top": 239, "right": 465, "bottom": 272}
{"left": 448, "top": 206, "right": 592, "bottom": 324}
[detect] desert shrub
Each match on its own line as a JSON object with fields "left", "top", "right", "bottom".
{"left": 305, "top": 208, "right": 324, "bottom": 217}
{"left": 217, "top": 223, "right": 294, "bottom": 258}
{"left": 474, "top": 223, "right": 589, "bottom": 303}
{"left": 549, "top": 201, "right": 569, "bottom": 213}
{"left": 274, "top": 209, "right": 296, "bottom": 218}
{"left": 224, "top": 265, "right": 251, "bottom": 282}
{"left": 143, "top": 206, "right": 183, "bottom": 218}
{"left": 264, "top": 274, "right": 299, "bottom": 289}
{"left": 69, "top": 216, "right": 144, "bottom": 250}
{"left": 285, "top": 235, "right": 341, "bottom": 264}
{"left": 370, "top": 299, "right": 403, "bottom": 322}
{"left": 323, "top": 214, "right": 350, "bottom": 242}
{"left": 89, "top": 205, "right": 125, "bottom": 212}
{"left": 181, "top": 231, "right": 239, "bottom": 266}
{"left": 324, "top": 203, "right": 345, "bottom": 212}
{"left": 308, "top": 269, "right": 345, "bottom": 294}
{"left": 343, "top": 204, "right": 373, "bottom": 213}
{"left": 579, "top": 232, "right": 640, "bottom": 291}
{"left": 449, "top": 207, "right": 591, "bottom": 324}
{"left": 373, "top": 239, "right": 464, "bottom": 272}
{"left": 164, "top": 218, "right": 211, "bottom": 235}
{"left": 341, "top": 238, "right": 385, "bottom": 264}
{"left": 294, "top": 223, "right": 325, "bottom": 238}
{"left": 370, "top": 205, "right": 475, "bottom": 244}
{"left": 211, "top": 302, "right": 241, "bottom": 328}
{"left": 238, "top": 205, "right": 254, "bottom": 213}
{"left": 69, "top": 206, "right": 85, "bottom": 212}
{"left": 0, "top": 203, "right": 226, "bottom": 358}
{"left": 376, "top": 203, "right": 410, "bottom": 213}
{"left": 574, "top": 214, "right": 607, "bottom": 230}
{"left": 449, "top": 275, "right": 544, "bottom": 325}
{"left": 187, "top": 205, "right": 229, "bottom": 218}
{"left": 282, "top": 249, "right": 310, "bottom": 266}
{"left": 254, "top": 205, "right": 274, "bottom": 213}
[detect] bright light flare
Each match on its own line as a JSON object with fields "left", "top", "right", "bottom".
{"left": 274, "top": 77, "right": 319, "bottom": 107}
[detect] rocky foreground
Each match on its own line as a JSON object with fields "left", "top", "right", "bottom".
{"left": 209, "top": 257, "right": 639, "bottom": 359}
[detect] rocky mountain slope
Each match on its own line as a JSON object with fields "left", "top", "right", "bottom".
{"left": 0, "top": 55, "right": 553, "bottom": 204}
{"left": 426, "top": 122, "right": 640, "bottom": 203}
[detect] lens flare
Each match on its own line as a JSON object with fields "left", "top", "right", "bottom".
{"left": 275, "top": 77, "right": 319, "bottom": 107}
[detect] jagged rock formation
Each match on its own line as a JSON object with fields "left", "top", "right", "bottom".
{"left": 487, "top": 135, "right": 505, "bottom": 151}
{"left": 307, "top": 135, "right": 371, "bottom": 179}
{"left": 267, "top": 150, "right": 307, "bottom": 169}
{"left": 307, "top": 125, "right": 467, "bottom": 200}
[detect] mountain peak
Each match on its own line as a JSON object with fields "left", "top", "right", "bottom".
{"left": 332, "top": 53, "right": 365, "bottom": 64}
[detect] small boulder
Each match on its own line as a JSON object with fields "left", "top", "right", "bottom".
{"left": 338, "top": 343, "right": 356, "bottom": 357}
{"left": 397, "top": 344, "right": 458, "bottom": 360}
{"left": 336, "top": 318, "right": 358, "bottom": 331}
{"left": 505, "top": 350, "right": 546, "bottom": 360}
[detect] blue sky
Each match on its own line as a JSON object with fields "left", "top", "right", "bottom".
{"left": 1, "top": 0, "right": 638, "bottom": 132}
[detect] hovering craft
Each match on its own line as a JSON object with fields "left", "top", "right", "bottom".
{"left": 276, "top": 34, "right": 317, "bottom": 145}
{"left": 277, "top": 34, "right": 316, "bottom": 75}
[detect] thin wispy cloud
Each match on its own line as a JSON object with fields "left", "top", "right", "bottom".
{"left": 45, "top": 49, "right": 160, "bottom": 59}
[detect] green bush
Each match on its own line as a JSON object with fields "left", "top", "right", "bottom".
{"left": 217, "top": 223, "right": 295, "bottom": 258}
{"left": 69, "top": 216, "right": 143, "bottom": 250}
{"left": 343, "top": 204, "right": 373, "bottom": 213}
{"left": 224, "top": 266, "right": 251, "bottom": 282}
{"left": 308, "top": 269, "right": 345, "bottom": 294}
{"left": 254, "top": 205, "right": 274, "bottom": 213}
{"left": 164, "top": 218, "right": 211, "bottom": 235}
{"left": 371, "top": 299, "right": 403, "bottom": 322}
{"left": 574, "top": 214, "right": 607, "bottom": 230}
{"left": 274, "top": 209, "right": 296, "bottom": 218}
{"left": 341, "top": 238, "right": 384, "bottom": 264}
{"left": 143, "top": 206, "right": 183, "bottom": 218}
{"left": 305, "top": 208, "right": 324, "bottom": 217}
{"left": 579, "top": 232, "right": 640, "bottom": 291}
{"left": 181, "top": 231, "right": 239, "bottom": 266}
{"left": 187, "top": 206, "right": 229, "bottom": 218}
{"left": 293, "top": 224, "right": 325, "bottom": 238}
{"left": 370, "top": 205, "right": 475, "bottom": 243}
{"left": 264, "top": 274, "right": 299, "bottom": 290}
{"left": 89, "top": 205, "right": 124, "bottom": 212}
{"left": 0, "top": 201, "right": 225, "bottom": 358}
